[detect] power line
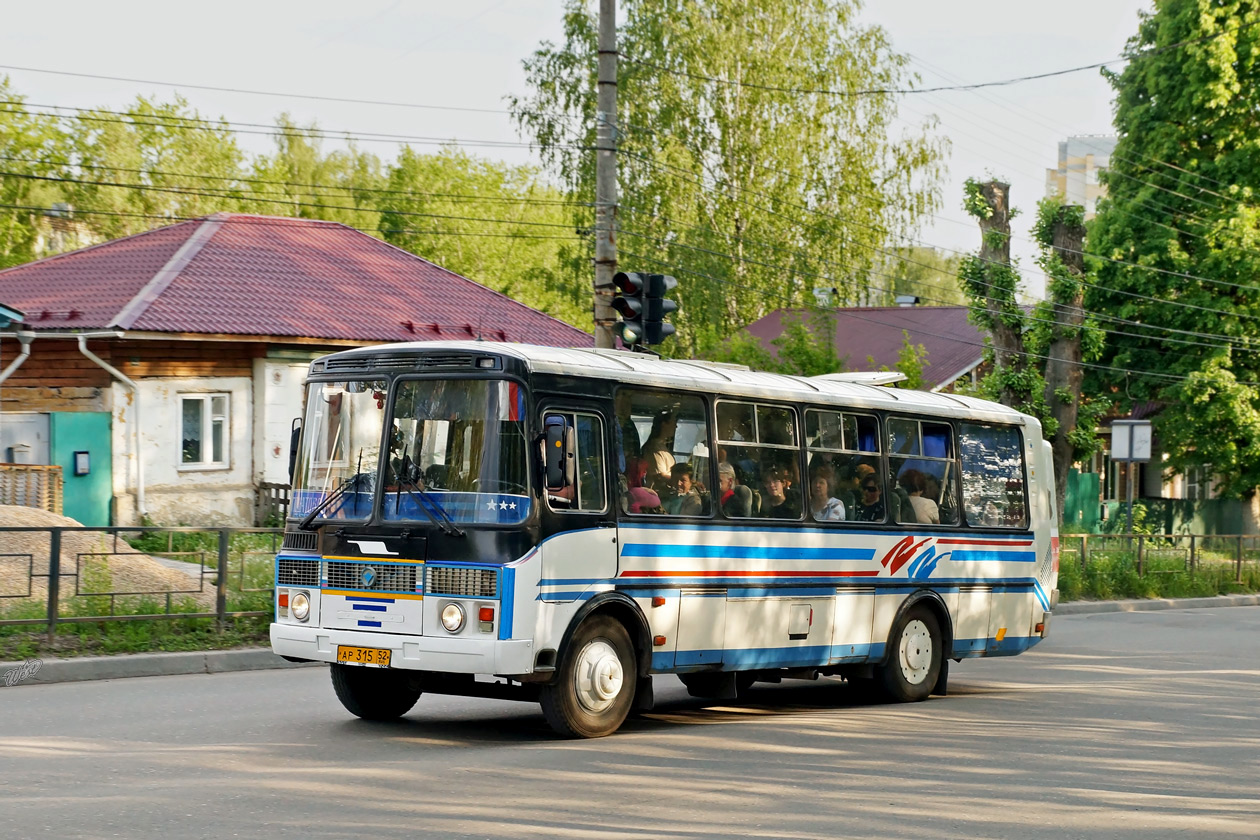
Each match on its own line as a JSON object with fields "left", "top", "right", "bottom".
{"left": 617, "top": 208, "right": 1260, "bottom": 355}
{"left": 1, "top": 101, "right": 592, "bottom": 154}
{"left": 0, "top": 170, "right": 591, "bottom": 231}
{"left": 0, "top": 202, "right": 588, "bottom": 242}
{"left": 0, "top": 153, "right": 592, "bottom": 208}
{"left": 619, "top": 244, "right": 1260, "bottom": 387}
{"left": 619, "top": 22, "right": 1253, "bottom": 98}
{"left": 0, "top": 63, "right": 580, "bottom": 121}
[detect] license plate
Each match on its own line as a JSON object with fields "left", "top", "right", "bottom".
{"left": 336, "top": 645, "right": 391, "bottom": 667}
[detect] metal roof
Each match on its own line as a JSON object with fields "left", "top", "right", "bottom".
{"left": 321, "top": 340, "right": 1034, "bottom": 426}
{"left": 0, "top": 214, "right": 592, "bottom": 347}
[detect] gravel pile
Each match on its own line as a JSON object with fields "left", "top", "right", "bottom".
{"left": 0, "top": 505, "right": 212, "bottom": 607}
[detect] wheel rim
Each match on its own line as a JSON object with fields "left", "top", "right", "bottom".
{"left": 897, "top": 619, "right": 933, "bottom": 685}
{"left": 573, "top": 638, "right": 625, "bottom": 714}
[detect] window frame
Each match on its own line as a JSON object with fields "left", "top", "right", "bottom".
{"left": 887, "top": 415, "right": 960, "bottom": 527}
{"left": 803, "top": 407, "right": 881, "bottom": 526}
{"left": 615, "top": 387, "right": 714, "bottom": 519}
{"left": 178, "top": 392, "right": 231, "bottom": 471}
{"left": 542, "top": 408, "right": 610, "bottom": 515}
{"left": 715, "top": 398, "right": 803, "bottom": 521}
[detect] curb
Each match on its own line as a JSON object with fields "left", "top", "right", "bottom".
{"left": 0, "top": 648, "right": 320, "bottom": 688}
{"left": 1054, "top": 593, "right": 1260, "bottom": 615}
{"left": 3, "top": 595, "right": 1258, "bottom": 687}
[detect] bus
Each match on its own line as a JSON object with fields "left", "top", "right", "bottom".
{"left": 271, "top": 341, "right": 1059, "bottom": 738}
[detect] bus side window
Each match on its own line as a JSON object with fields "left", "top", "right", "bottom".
{"left": 617, "top": 388, "right": 711, "bottom": 517}
{"left": 958, "top": 422, "right": 1027, "bottom": 528}
{"left": 545, "top": 410, "right": 607, "bottom": 514}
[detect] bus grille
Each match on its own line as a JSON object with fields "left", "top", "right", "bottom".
{"left": 426, "top": 566, "right": 498, "bottom": 597}
{"left": 277, "top": 558, "right": 320, "bottom": 587}
{"left": 280, "top": 531, "right": 318, "bottom": 552}
{"left": 326, "top": 561, "right": 419, "bottom": 593}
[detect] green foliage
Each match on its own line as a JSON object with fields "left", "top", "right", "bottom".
{"left": 881, "top": 247, "right": 965, "bottom": 306}
{"left": 378, "top": 146, "right": 592, "bottom": 331}
{"left": 867, "top": 330, "right": 930, "bottom": 390}
{"left": 0, "top": 78, "right": 71, "bottom": 268}
{"left": 511, "top": 0, "right": 947, "bottom": 357}
{"left": 1087, "top": 0, "right": 1260, "bottom": 498}
{"left": 711, "top": 310, "right": 847, "bottom": 376}
{"left": 961, "top": 178, "right": 993, "bottom": 220}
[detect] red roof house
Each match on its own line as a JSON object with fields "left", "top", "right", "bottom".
{"left": 0, "top": 214, "right": 591, "bottom": 525}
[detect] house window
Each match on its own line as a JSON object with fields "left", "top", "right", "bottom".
{"left": 1185, "top": 466, "right": 1211, "bottom": 501}
{"left": 181, "top": 394, "right": 229, "bottom": 467}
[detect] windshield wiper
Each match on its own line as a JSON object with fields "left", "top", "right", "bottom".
{"left": 392, "top": 455, "right": 465, "bottom": 538}
{"left": 298, "top": 452, "right": 371, "bottom": 531}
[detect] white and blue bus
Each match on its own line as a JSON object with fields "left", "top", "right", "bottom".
{"left": 271, "top": 341, "right": 1059, "bottom": 737}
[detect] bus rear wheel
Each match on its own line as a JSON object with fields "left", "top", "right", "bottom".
{"left": 540, "top": 616, "right": 637, "bottom": 738}
{"left": 330, "top": 664, "right": 423, "bottom": 720}
{"left": 877, "top": 605, "right": 942, "bottom": 703}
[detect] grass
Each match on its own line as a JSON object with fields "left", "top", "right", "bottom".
{"left": 1057, "top": 544, "right": 1260, "bottom": 602}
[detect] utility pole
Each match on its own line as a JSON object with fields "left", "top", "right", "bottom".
{"left": 593, "top": 0, "right": 619, "bottom": 349}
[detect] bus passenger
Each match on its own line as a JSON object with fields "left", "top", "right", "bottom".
{"left": 808, "top": 464, "right": 846, "bottom": 521}
{"left": 854, "top": 469, "right": 886, "bottom": 522}
{"left": 760, "top": 466, "right": 800, "bottom": 519}
{"left": 900, "top": 469, "right": 940, "bottom": 524}
{"left": 640, "top": 410, "right": 678, "bottom": 486}
{"left": 664, "top": 462, "right": 704, "bottom": 516}
{"left": 717, "top": 461, "right": 752, "bottom": 517}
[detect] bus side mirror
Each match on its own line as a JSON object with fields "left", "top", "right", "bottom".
{"left": 544, "top": 414, "right": 575, "bottom": 490}
{"left": 288, "top": 418, "right": 302, "bottom": 486}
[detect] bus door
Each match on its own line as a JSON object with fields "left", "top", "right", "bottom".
{"left": 538, "top": 405, "right": 618, "bottom": 602}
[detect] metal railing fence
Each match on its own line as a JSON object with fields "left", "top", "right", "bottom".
{"left": 0, "top": 526, "right": 281, "bottom": 638}
{"left": 1058, "top": 533, "right": 1260, "bottom": 583}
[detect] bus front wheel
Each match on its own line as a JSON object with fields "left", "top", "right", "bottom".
{"left": 877, "top": 605, "right": 942, "bottom": 703}
{"left": 330, "top": 663, "right": 423, "bottom": 720}
{"left": 540, "top": 616, "right": 637, "bottom": 738}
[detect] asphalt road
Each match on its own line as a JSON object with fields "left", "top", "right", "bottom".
{"left": 2, "top": 607, "right": 1258, "bottom": 840}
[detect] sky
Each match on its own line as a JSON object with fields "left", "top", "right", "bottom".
{"left": 0, "top": 0, "right": 1151, "bottom": 300}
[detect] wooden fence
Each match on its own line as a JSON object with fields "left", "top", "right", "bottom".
{"left": 255, "top": 482, "right": 290, "bottom": 526}
{"left": 0, "top": 464, "right": 63, "bottom": 514}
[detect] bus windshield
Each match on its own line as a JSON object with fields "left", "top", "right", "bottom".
{"left": 291, "top": 379, "right": 389, "bottom": 524}
{"left": 383, "top": 378, "right": 531, "bottom": 525}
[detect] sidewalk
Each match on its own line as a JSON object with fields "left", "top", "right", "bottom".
{"left": 2, "top": 594, "right": 1257, "bottom": 688}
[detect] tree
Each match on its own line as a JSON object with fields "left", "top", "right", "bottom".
{"left": 65, "top": 95, "right": 248, "bottom": 240}
{"left": 880, "top": 246, "right": 965, "bottom": 306}
{"left": 0, "top": 78, "right": 71, "bottom": 267}
{"left": 247, "top": 115, "right": 384, "bottom": 231}
{"left": 713, "top": 310, "right": 847, "bottom": 376}
{"left": 960, "top": 181, "right": 1105, "bottom": 517}
{"left": 1087, "top": 1, "right": 1260, "bottom": 498}
{"left": 511, "top": 0, "right": 946, "bottom": 357}
{"left": 377, "top": 147, "right": 592, "bottom": 330}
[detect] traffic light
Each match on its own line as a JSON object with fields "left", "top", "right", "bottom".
{"left": 645, "top": 273, "right": 677, "bottom": 345}
{"left": 612, "top": 271, "right": 647, "bottom": 346}
{"left": 612, "top": 271, "right": 677, "bottom": 349}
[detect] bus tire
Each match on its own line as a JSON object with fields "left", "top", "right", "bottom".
{"left": 877, "top": 605, "right": 942, "bottom": 703}
{"left": 540, "top": 615, "right": 637, "bottom": 738}
{"left": 330, "top": 664, "right": 423, "bottom": 720}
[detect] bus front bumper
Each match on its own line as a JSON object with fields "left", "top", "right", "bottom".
{"left": 270, "top": 623, "right": 535, "bottom": 676}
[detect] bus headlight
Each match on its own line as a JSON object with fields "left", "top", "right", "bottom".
{"left": 291, "top": 591, "right": 311, "bottom": 622}
{"left": 440, "top": 602, "right": 465, "bottom": 633}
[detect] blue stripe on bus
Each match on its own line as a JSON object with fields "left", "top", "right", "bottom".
{"left": 537, "top": 590, "right": 600, "bottom": 601}
{"left": 351, "top": 604, "right": 386, "bottom": 612}
{"left": 345, "top": 596, "right": 396, "bottom": 603}
{"left": 356, "top": 620, "right": 382, "bottom": 628}
{"left": 498, "top": 566, "right": 515, "bottom": 640}
{"left": 951, "top": 550, "right": 1036, "bottom": 563}
{"left": 620, "top": 521, "right": 1033, "bottom": 538}
{"left": 622, "top": 544, "right": 875, "bottom": 561}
